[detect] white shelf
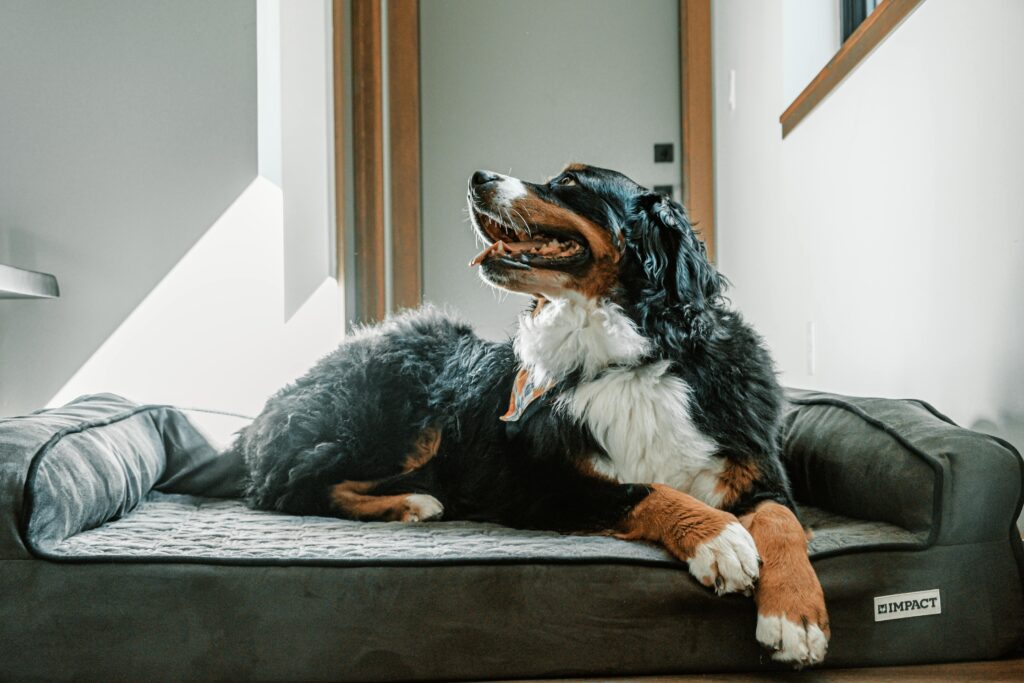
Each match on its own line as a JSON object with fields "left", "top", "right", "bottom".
{"left": 0, "top": 264, "right": 60, "bottom": 299}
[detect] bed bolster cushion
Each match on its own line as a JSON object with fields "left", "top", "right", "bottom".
{"left": 783, "top": 389, "right": 1024, "bottom": 547}
{"left": 0, "top": 394, "right": 246, "bottom": 558}
{"left": 152, "top": 408, "right": 247, "bottom": 499}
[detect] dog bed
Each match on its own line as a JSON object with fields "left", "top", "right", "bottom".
{"left": 0, "top": 391, "right": 1021, "bottom": 681}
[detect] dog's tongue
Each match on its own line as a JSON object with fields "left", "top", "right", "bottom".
{"left": 469, "top": 240, "right": 546, "bottom": 267}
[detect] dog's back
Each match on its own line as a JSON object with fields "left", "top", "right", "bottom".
{"left": 236, "top": 307, "right": 486, "bottom": 515}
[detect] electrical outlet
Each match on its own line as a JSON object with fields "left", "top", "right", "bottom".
{"left": 653, "top": 184, "right": 673, "bottom": 198}
{"left": 654, "top": 143, "right": 674, "bottom": 163}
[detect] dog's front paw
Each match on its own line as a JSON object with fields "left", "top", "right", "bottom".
{"left": 756, "top": 612, "right": 829, "bottom": 667}
{"left": 686, "top": 521, "right": 760, "bottom": 595}
{"left": 401, "top": 494, "right": 444, "bottom": 522}
{"left": 755, "top": 557, "right": 829, "bottom": 667}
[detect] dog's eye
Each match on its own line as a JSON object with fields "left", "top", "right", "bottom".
{"left": 557, "top": 174, "right": 576, "bottom": 187}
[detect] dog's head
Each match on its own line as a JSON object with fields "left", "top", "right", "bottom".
{"left": 467, "top": 164, "right": 725, "bottom": 317}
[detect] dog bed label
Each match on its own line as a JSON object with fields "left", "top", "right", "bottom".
{"left": 873, "top": 589, "right": 941, "bottom": 622}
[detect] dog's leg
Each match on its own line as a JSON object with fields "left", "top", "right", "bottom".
{"left": 328, "top": 480, "right": 443, "bottom": 522}
{"left": 739, "top": 501, "right": 829, "bottom": 667}
{"left": 510, "top": 467, "right": 758, "bottom": 595}
{"left": 326, "top": 426, "right": 445, "bottom": 522}
{"left": 615, "top": 483, "right": 760, "bottom": 595}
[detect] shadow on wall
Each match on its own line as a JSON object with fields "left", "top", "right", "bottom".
{"left": 48, "top": 178, "right": 344, "bottom": 422}
{"left": 0, "top": 0, "right": 256, "bottom": 417}
{"left": 0, "top": 181, "right": 252, "bottom": 416}
{"left": 0, "top": 0, "right": 256, "bottom": 416}
{"left": 970, "top": 418, "right": 1024, "bottom": 461}
{"left": 976, "top": 254, "right": 1024, "bottom": 533}
{"left": 2, "top": 1, "right": 348, "bottom": 420}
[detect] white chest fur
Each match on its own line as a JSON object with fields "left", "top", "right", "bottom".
{"left": 515, "top": 296, "right": 651, "bottom": 384}
{"left": 515, "top": 297, "right": 724, "bottom": 506}
{"left": 558, "top": 361, "right": 723, "bottom": 505}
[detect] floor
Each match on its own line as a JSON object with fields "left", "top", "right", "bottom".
{"left": 505, "top": 657, "right": 1024, "bottom": 682}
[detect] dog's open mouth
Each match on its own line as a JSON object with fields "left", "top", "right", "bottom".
{"left": 469, "top": 207, "right": 588, "bottom": 270}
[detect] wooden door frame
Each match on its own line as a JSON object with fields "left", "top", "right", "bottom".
{"left": 680, "top": 0, "right": 716, "bottom": 262}
{"left": 348, "top": 0, "right": 386, "bottom": 323}
{"left": 340, "top": 0, "right": 420, "bottom": 325}
{"left": 336, "top": 0, "right": 715, "bottom": 323}
{"left": 386, "top": 0, "right": 421, "bottom": 311}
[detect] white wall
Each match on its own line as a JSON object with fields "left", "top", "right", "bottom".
{"left": 782, "top": 0, "right": 840, "bottom": 105}
{"left": 420, "top": 0, "right": 682, "bottom": 339}
{"left": 280, "top": 0, "right": 338, "bottom": 319}
{"left": 713, "top": 0, "right": 1024, "bottom": 455}
{"left": 0, "top": 0, "right": 345, "bottom": 420}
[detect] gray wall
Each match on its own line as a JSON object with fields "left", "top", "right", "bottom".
{"left": 0, "top": 0, "right": 257, "bottom": 415}
{"left": 420, "top": 0, "right": 681, "bottom": 339}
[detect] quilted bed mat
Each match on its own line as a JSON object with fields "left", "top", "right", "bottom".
{"left": 41, "top": 491, "right": 918, "bottom": 565}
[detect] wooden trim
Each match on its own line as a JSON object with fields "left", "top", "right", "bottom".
{"left": 679, "top": 0, "right": 716, "bottom": 262}
{"left": 780, "top": 0, "right": 927, "bottom": 138}
{"left": 332, "top": 0, "right": 346, "bottom": 283}
{"left": 351, "top": 0, "right": 386, "bottom": 323}
{"left": 387, "top": 0, "right": 421, "bottom": 310}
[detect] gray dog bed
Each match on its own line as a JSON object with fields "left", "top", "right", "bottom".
{"left": 0, "top": 390, "right": 1022, "bottom": 681}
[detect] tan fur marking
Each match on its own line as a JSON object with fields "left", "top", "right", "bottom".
{"left": 329, "top": 481, "right": 422, "bottom": 522}
{"left": 516, "top": 268, "right": 575, "bottom": 292}
{"left": 616, "top": 483, "right": 732, "bottom": 561}
{"left": 740, "top": 502, "right": 830, "bottom": 637}
{"left": 714, "top": 459, "right": 760, "bottom": 508}
{"left": 575, "top": 257, "right": 620, "bottom": 300}
{"left": 403, "top": 426, "right": 441, "bottom": 472}
{"left": 331, "top": 426, "right": 442, "bottom": 520}
{"left": 514, "top": 196, "right": 620, "bottom": 262}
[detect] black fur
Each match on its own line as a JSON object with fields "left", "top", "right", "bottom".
{"left": 620, "top": 191, "right": 791, "bottom": 510}
{"left": 236, "top": 164, "right": 792, "bottom": 532}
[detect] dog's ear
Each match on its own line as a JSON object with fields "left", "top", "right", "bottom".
{"left": 626, "top": 193, "right": 726, "bottom": 326}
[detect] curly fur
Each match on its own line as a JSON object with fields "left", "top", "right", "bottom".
{"left": 231, "top": 163, "right": 827, "bottom": 666}
{"left": 235, "top": 164, "right": 793, "bottom": 527}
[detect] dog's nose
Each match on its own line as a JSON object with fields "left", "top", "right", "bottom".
{"left": 471, "top": 170, "right": 500, "bottom": 187}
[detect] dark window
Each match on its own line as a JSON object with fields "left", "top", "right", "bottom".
{"left": 841, "top": 0, "right": 882, "bottom": 42}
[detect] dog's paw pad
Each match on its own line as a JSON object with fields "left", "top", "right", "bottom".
{"left": 686, "top": 521, "right": 760, "bottom": 595}
{"left": 401, "top": 494, "right": 444, "bottom": 522}
{"left": 756, "top": 614, "right": 828, "bottom": 668}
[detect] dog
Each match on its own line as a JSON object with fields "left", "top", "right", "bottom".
{"left": 235, "top": 164, "right": 829, "bottom": 667}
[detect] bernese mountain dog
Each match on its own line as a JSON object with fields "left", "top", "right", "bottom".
{"left": 235, "top": 164, "right": 829, "bottom": 667}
